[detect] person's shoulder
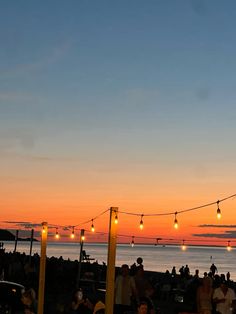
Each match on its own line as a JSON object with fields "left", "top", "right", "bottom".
{"left": 228, "top": 287, "right": 236, "bottom": 295}
{"left": 213, "top": 287, "right": 220, "bottom": 295}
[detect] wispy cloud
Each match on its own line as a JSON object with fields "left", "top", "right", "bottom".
{"left": 3, "top": 221, "right": 41, "bottom": 229}
{"left": 193, "top": 231, "right": 236, "bottom": 239}
{"left": 198, "top": 224, "right": 236, "bottom": 228}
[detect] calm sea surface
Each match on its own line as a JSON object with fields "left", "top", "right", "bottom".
{"left": 3, "top": 241, "right": 236, "bottom": 280}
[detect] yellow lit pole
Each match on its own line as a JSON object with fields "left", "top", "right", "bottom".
{"left": 105, "top": 207, "right": 118, "bottom": 314}
{"left": 37, "top": 222, "right": 48, "bottom": 314}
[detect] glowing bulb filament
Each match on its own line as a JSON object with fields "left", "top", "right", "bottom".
{"left": 55, "top": 228, "right": 59, "bottom": 239}
{"left": 114, "top": 214, "right": 118, "bottom": 224}
{"left": 174, "top": 212, "right": 178, "bottom": 229}
{"left": 131, "top": 236, "right": 134, "bottom": 247}
{"left": 227, "top": 241, "right": 232, "bottom": 251}
{"left": 91, "top": 220, "right": 95, "bottom": 232}
{"left": 71, "top": 227, "right": 75, "bottom": 239}
{"left": 139, "top": 215, "right": 144, "bottom": 230}
{"left": 217, "top": 200, "right": 221, "bottom": 219}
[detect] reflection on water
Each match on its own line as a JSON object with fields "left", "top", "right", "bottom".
{"left": 3, "top": 241, "right": 236, "bottom": 279}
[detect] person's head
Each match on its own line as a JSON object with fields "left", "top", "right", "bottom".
{"left": 137, "top": 257, "right": 143, "bottom": 265}
{"left": 121, "top": 264, "right": 129, "bottom": 276}
{"left": 21, "top": 288, "right": 36, "bottom": 306}
{"left": 220, "top": 280, "right": 228, "bottom": 293}
{"left": 73, "top": 289, "right": 83, "bottom": 301}
{"left": 93, "top": 301, "right": 105, "bottom": 314}
{"left": 137, "top": 301, "right": 148, "bottom": 314}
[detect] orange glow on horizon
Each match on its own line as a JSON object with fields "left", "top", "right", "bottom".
{"left": 0, "top": 187, "right": 235, "bottom": 246}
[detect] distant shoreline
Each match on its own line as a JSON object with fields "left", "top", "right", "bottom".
{"left": 2, "top": 239, "right": 230, "bottom": 248}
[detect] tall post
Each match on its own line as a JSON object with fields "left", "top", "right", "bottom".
{"left": 105, "top": 207, "right": 118, "bottom": 314}
{"left": 14, "top": 230, "right": 19, "bottom": 252}
{"left": 29, "top": 229, "right": 34, "bottom": 260}
{"left": 76, "top": 229, "right": 85, "bottom": 288}
{"left": 37, "top": 222, "right": 48, "bottom": 314}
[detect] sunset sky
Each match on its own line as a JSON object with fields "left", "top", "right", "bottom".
{"left": 0, "top": 1, "right": 236, "bottom": 244}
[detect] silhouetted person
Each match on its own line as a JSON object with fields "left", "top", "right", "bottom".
{"left": 114, "top": 264, "right": 137, "bottom": 314}
{"left": 171, "top": 266, "right": 176, "bottom": 277}
{"left": 210, "top": 263, "right": 217, "bottom": 276}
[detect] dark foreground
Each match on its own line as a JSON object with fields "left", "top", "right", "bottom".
{"left": 0, "top": 249, "right": 236, "bottom": 314}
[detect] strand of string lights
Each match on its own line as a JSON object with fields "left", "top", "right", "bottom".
{"left": 119, "top": 193, "right": 236, "bottom": 216}
{"left": 3, "top": 193, "right": 236, "bottom": 231}
{"left": 117, "top": 193, "right": 236, "bottom": 229}
{"left": 1, "top": 193, "right": 236, "bottom": 243}
{"left": 45, "top": 208, "right": 110, "bottom": 237}
{"left": 62, "top": 228, "right": 236, "bottom": 250}
{"left": 1, "top": 221, "right": 235, "bottom": 249}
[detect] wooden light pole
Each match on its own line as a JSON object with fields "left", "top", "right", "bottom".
{"left": 105, "top": 207, "right": 118, "bottom": 314}
{"left": 37, "top": 222, "right": 48, "bottom": 314}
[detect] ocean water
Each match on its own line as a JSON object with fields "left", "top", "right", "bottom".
{"left": 3, "top": 241, "right": 236, "bottom": 280}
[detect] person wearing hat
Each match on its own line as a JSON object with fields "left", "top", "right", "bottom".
{"left": 93, "top": 301, "right": 105, "bottom": 314}
{"left": 213, "top": 279, "right": 236, "bottom": 314}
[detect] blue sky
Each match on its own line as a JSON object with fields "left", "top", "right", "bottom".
{"left": 0, "top": 1, "right": 236, "bottom": 234}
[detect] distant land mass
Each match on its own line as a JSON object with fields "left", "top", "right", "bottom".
{"left": 0, "top": 229, "right": 38, "bottom": 241}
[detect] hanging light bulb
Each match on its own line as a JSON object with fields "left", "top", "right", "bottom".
{"left": 217, "top": 200, "right": 221, "bottom": 219}
{"left": 114, "top": 212, "right": 118, "bottom": 224}
{"left": 55, "top": 228, "right": 60, "bottom": 239}
{"left": 174, "top": 212, "right": 178, "bottom": 229}
{"left": 182, "top": 240, "right": 186, "bottom": 251}
{"left": 227, "top": 241, "right": 232, "bottom": 251}
{"left": 81, "top": 229, "right": 85, "bottom": 241}
{"left": 42, "top": 226, "right": 46, "bottom": 234}
{"left": 91, "top": 219, "right": 95, "bottom": 232}
{"left": 70, "top": 227, "right": 75, "bottom": 239}
{"left": 139, "top": 215, "right": 144, "bottom": 230}
{"left": 131, "top": 236, "right": 135, "bottom": 247}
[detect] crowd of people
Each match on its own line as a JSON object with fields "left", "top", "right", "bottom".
{"left": 1, "top": 247, "right": 236, "bottom": 314}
